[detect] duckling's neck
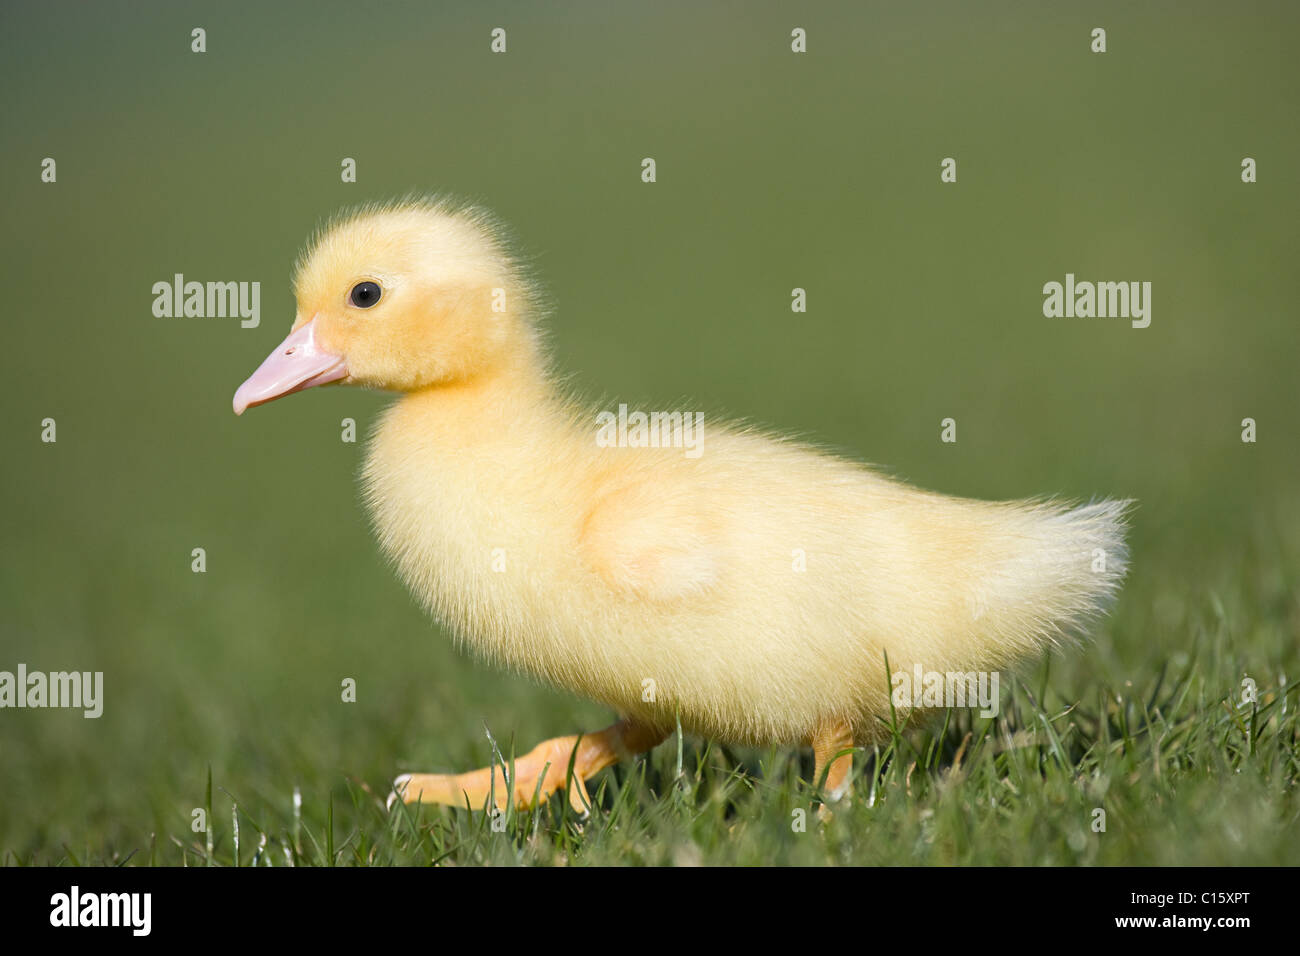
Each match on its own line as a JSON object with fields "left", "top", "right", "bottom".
{"left": 364, "top": 346, "right": 589, "bottom": 544}
{"left": 362, "top": 353, "right": 591, "bottom": 653}
{"left": 393, "top": 351, "right": 572, "bottom": 452}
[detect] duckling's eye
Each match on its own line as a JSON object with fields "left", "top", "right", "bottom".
{"left": 349, "top": 281, "right": 382, "bottom": 308}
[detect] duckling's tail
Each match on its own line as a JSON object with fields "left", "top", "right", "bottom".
{"left": 967, "top": 497, "right": 1132, "bottom": 659}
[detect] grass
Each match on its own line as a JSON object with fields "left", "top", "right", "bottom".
{"left": 2, "top": 0, "right": 1298, "bottom": 865}
{"left": 6, "top": 519, "right": 1297, "bottom": 866}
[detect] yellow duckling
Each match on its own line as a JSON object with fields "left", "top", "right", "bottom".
{"left": 234, "top": 198, "right": 1129, "bottom": 811}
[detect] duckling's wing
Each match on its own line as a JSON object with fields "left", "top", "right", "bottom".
{"left": 578, "top": 482, "right": 722, "bottom": 603}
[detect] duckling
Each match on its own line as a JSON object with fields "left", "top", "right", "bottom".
{"left": 234, "top": 198, "right": 1130, "bottom": 811}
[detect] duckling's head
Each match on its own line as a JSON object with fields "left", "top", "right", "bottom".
{"left": 234, "top": 198, "right": 539, "bottom": 414}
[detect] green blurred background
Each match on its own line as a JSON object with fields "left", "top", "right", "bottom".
{"left": 1, "top": 0, "right": 1296, "bottom": 864}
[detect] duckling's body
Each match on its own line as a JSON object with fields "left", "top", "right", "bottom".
{"left": 235, "top": 198, "right": 1129, "bottom": 809}
{"left": 367, "top": 375, "right": 1125, "bottom": 749}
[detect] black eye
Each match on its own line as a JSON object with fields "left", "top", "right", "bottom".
{"left": 349, "top": 281, "right": 382, "bottom": 308}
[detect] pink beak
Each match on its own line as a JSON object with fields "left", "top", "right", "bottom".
{"left": 233, "top": 318, "right": 348, "bottom": 415}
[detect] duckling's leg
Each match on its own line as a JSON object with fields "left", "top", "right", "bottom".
{"left": 809, "top": 721, "right": 855, "bottom": 801}
{"left": 390, "top": 719, "right": 667, "bottom": 813}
